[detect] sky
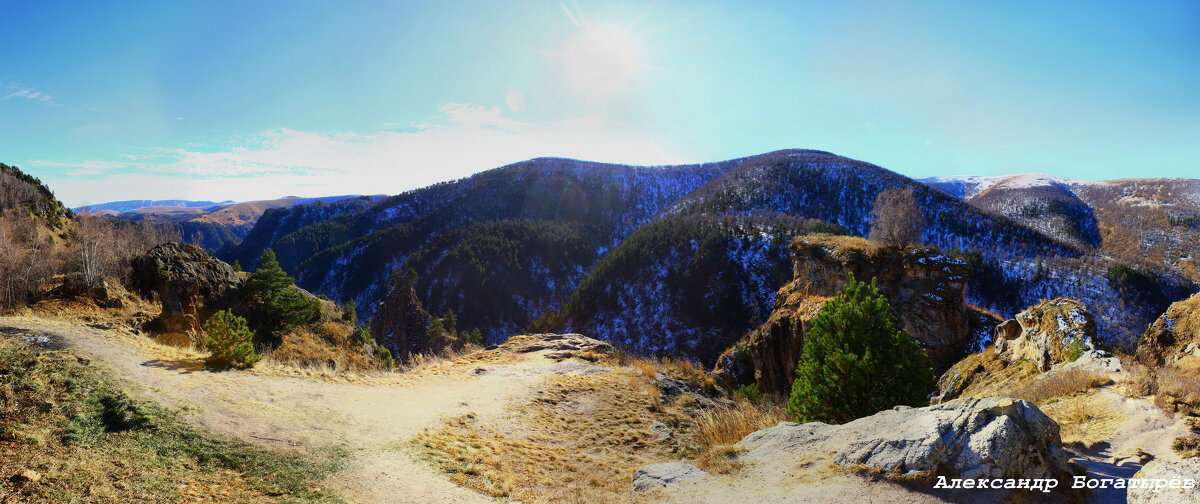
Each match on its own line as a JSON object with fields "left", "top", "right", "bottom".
{"left": 1, "top": 0, "right": 1198, "bottom": 206}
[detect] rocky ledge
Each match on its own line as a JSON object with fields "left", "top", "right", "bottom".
{"left": 635, "top": 397, "right": 1083, "bottom": 499}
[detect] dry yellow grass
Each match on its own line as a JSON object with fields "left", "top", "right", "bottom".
{"left": 1040, "top": 391, "right": 1128, "bottom": 448}
{"left": 1011, "top": 367, "right": 1112, "bottom": 405}
{"left": 415, "top": 367, "right": 702, "bottom": 503}
{"left": 1172, "top": 436, "right": 1200, "bottom": 459}
{"left": 693, "top": 400, "right": 788, "bottom": 473}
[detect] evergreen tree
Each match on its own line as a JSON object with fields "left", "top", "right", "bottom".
{"left": 202, "top": 310, "right": 261, "bottom": 370}
{"left": 244, "top": 249, "right": 320, "bottom": 345}
{"left": 786, "top": 274, "right": 935, "bottom": 424}
{"left": 342, "top": 299, "right": 357, "bottom": 324}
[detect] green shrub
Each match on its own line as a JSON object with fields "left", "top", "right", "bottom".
{"left": 353, "top": 327, "right": 372, "bottom": 346}
{"left": 373, "top": 345, "right": 394, "bottom": 371}
{"left": 203, "top": 310, "right": 261, "bottom": 370}
{"left": 786, "top": 274, "right": 935, "bottom": 424}
{"left": 733, "top": 383, "right": 768, "bottom": 406}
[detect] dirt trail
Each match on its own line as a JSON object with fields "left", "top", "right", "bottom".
{"left": 1069, "top": 388, "right": 1193, "bottom": 504}
{"left": 0, "top": 316, "right": 566, "bottom": 504}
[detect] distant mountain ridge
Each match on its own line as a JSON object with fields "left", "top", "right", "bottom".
{"left": 76, "top": 199, "right": 232, "bottom": 213}
{"left": 221, "top": 149, "right": 1198, "bottom": 362}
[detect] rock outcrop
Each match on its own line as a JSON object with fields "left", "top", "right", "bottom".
{"left": 739, "top": 397, "right": 1077, "bottom": 479}
{"left": 369, "top": 270, "right": 433, "bottom": 362}
{"left": 631, "top": 462, "right": 708, "bottom": 497}
{"left": 498, "top": 333, "right": 613, "bottom": 361}
{"left": 129, "top": 243, "right": 243, "bottom": 346}
{"left": 1138, "top": 292, "right": 1200, "bottom": 366}
{"left": 714, "top": 234, "right": 972, "bottom": 397}
{"left": 994, "top": 298, "right": 1097, "bottom": 371}
{"left": 53, "top": 273, "right": 130, "bottom": 309}
{"left": 1128, "top": 458, "right": 1200, "bottom": 503}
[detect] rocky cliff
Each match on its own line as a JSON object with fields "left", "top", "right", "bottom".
{"left": 1137, "top": 292, "right": 1200, "bottom": 366}
{"left": 369, "top": 270, "right": 433, "bottom": 362}
{"left": 714, "top": 234, "right": 973, "bottom": 397}
{"left": 129, "top": 243, "right": 243, "bottom": 346}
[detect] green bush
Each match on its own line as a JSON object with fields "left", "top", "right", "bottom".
{"left": 786, "top": 274, "right": 935, "bottom": 424}
{"left": 244, "top": 249, "right": 320, "bottom": 345}
{"left": 373, "top": 345, "right": 394, "bottom": 371}
{"left": 733, "top": 383, "right": 768, "bottom": 406}
{"left": 203, "top": 310, "right": 261, "bottom": 370}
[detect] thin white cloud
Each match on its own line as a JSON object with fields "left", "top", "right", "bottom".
{"left": 39, "top": 103, "right": 682, "bottom": 206}
{"left": 1, "top": 83, "right": 59, "bottom": 106}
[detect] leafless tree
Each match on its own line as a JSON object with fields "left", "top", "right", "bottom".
{"left": 869, "top": 187, "right": 925, "bottom": 247}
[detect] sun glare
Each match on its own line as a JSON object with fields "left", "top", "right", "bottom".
{"left": 557, "top": 24, "right": 643, "bottom": 102}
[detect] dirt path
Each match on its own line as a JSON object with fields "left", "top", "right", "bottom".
{"left": 0, "top": 316, "right": 566, "bottom": 504}
{"left": 1069, "top": 388, "right": 1193, "bottom": 504}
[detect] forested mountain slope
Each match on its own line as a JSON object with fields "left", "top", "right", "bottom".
{"left": 221, "top": 156, "right": 744, "bottom": 342}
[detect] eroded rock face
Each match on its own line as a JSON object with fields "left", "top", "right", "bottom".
{"left": 994, "top": 298, "right": 1097, "bottom": 371}
{"left": 129, "top": 243, "right": 242, "bottom": 346}
{"left": 369, "top": 271, "right": 432, "bottom": 362}
{"left": 737, "top": 397, "right": 1078, "bottom": 481}
{"left": 1138, "top": 292, "right": 1200, "bottom": 366}
{"left": 1128, "top": 458, "right": 1200, "bottom": 504}
{"left": 714, "top": 234, "right": 972, "bottom": 397}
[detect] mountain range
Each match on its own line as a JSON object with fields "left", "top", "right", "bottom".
{"left": 143, "top": 149, "right": 1197, "bottom": 363}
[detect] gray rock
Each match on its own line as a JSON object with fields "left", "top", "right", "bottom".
{"left": 1128, "top": 458, "right": 1200, "bottom": 504}
{"left": 735, "top": 397, "right": 1078, "bottom": 480}
{"left": 631, "top": 462, "right": 708, "bottom": 496}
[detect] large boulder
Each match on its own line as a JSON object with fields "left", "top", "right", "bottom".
{"left": 714, "top": 234, "right": 972, "bottom": 397}
{"left": 129, "top": 243, "right": 243, "bottom": 346}
{"left": 994, "top": 298, "right": 1097, "bottom": 371}
{"left": 369, "top": 270, "right": 433, "bottom": 362}
{"left": 737, "top": 397, "right": 1078, "bottom": 480}
{"left": 1138, "top": 292, "right": 1200, "bottom": 366}
{"left": 1128, "top": 458, "right": 1200, "bottom": 503}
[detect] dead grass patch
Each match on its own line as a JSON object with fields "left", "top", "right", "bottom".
{"left": 692, "top": 401, "right": 787, "bottom": 474}
{"left": 1040, "top": 392, "right": 1127, "bottom": 448}
{"left": 1172, "top": 436, "right": 1200, "bottom": 459}
{"left": 1012, "top": 368, "right": 1112, "bottom": 405}
{"left": 415, "top": 368, "right": 695, "bottom": 503}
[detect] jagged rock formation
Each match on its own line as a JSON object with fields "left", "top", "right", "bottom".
{"left": 994, "top": 298, "right": 1097, "bottom": 371}
{"left": 369, "top": 271, "right": 433, "bottom": 362}
{"left": 129, "top": 243, "right": 243, "bottom": 346}
{"left": 1128, "top": 458, "right": 1200, "bottom": 503}
{"left": 714, "top": 234, "right": 972, "bottom": 397}
{"left": 1138, "top": 292, "right": 1200, "bottom": 365}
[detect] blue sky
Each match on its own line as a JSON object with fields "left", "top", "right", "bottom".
{"left": 1, "top": 0, "right": 1197, "bottom": 206}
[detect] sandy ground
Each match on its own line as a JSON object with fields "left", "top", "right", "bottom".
{"left": 0, "top": 315, "right": 570, "bottom": 504}
{"left": 1067, "top": 389, "right": 1194, "bottom": 504}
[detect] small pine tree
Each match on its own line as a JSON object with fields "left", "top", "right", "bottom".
{"left": 443, "top": 310, "right": 457, "bottom": 336}
{"left": 342, "top": 299, "right": 357, "bottom": 324}
{"left": 231, "top": 259, "right": 242, "bottom": 272}
{"left": 202, "top": 310, "right": 261, "bottom": 370}
{"left": 426, "top": 318, "right": 447, "bottom": 346}
{"left": 245, "top": 249, "right": 320, "bottom": 345}
{"left": 786, "top": 274, "right": 935, "bottom": 424}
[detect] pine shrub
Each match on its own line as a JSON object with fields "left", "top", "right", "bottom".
{"left": 202, "top": 310, "right": 261, "bottom": 370}
{"left": 786, "top": 274, "right": 935, "bottom": 424}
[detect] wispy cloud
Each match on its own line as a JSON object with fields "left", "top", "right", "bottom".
{"left": 37, "top": 103, "right": 681, "bottom": 206}
{"left": 1, "top": 82, "right": 60, "bottom": 106}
